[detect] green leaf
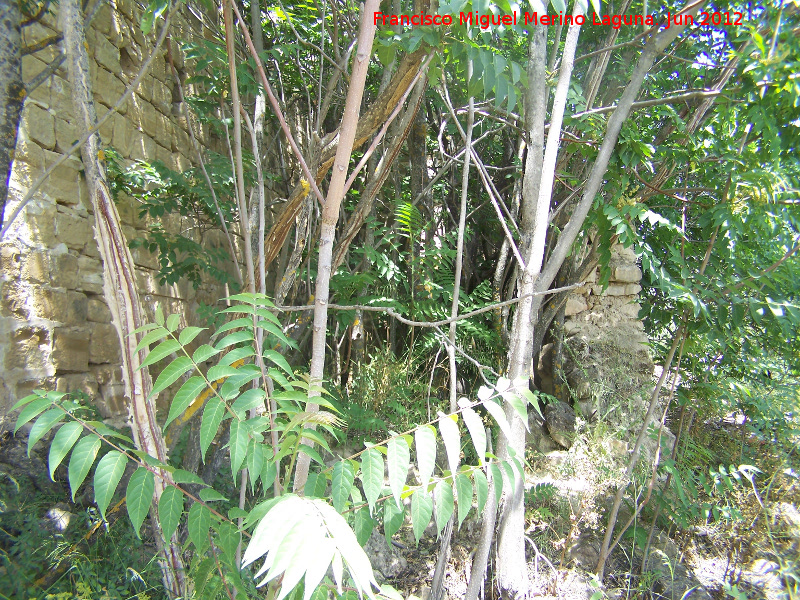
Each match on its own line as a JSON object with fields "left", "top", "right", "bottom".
{"left": 140, "top": 339, "right": 181, "bottom": 369}
{"left": 438, "top": 412, "right": 460, "bottom": 476}
{"left": 354, "top": 506, "right": 375, "bottom": 546}
{"left": 231, "top": 388, "right": 266, "bottom": 417}
{"left": 415, "top": 425, "right": 436, "bottom": 491}
{"left": 216, "top": 520, "right": 240, "bottom": 563}
{"left": 246, "top": 441, "right": 264, "bottom": 491}
{"left": 455, "top": 472, "right": 473, "bottom": 527}
{"left": 360, "top": 448, "right": 383, "bottom": 513}
{"left": 94, "top": 451, "right": 127, "bottom": 520}
{"left": 126, "top": 467, "right": 155, "bottom": 538}
{"left": 165, "top": 376, "right": 208, "bottom": 429}
{"left": 151, "top": 356, "right": 195, "bottom": 397}
{"left": 134, "top": 327, "right": 169, "bottom": 353}
{"left": 193, "top": 344, "right": 220, "bottom": 363}
{"left": 473, "top": 469, "right": 489, "bottom": 515}
{"left": 172, "top": 469, "right": 207, "bottom": 486}
{"left": 459, "top": 402, "right": 486, "bottom": 464}
{"left": 68, "top": 435, "right": 102, "bottom": 500}
{"left": 49, "top": 422, "right": 82, "bottom": 480}
{"left": 332, "top": 460, "right": 355, "bottom": 513}
{"left": 14, "top": 397, "right": 53, "bottom": 433}
{"left": 383, "top": 498, "right": 404, "bottom": 543}
{"left": 304, "top": 470, "right": 327, "bottom": 498}
{"left": 482, "top": 399, "right": 511, "bottom": 439}
{"left": 263, "top": 349, "right": 293, "bottom": 374}
{"left": 387, "top": 437, "right": 410, "bottom": 509}
{"left": 28, "top": 409, "right": 63, "bottom": 456}
{"left": 188, "top": 502, "right": 213, "bottom": 553}
{"left": 158, "top": 486, "right": 184, "bottom": 540}
{"left": 179, "top": 326, "right": 205, "bottom": 346}
{"left": 229, "top": 419, "right": 249, "bottom": 479}
{"left": 434, "top": 480, "right": 454, "bottom": 537}
{"left": 199, "top": 487, "right": 228, "bottom": 502}
{"left": 200, "top": 397, "right": 227, "bottom": 461}
{"left": 166, "top": 313, "right": 182, "bottom": 332}
{"left": 411, "top": 489, "right": 433, "bottom": 544}
{"left": 215, "top": 330, "right": 254, "bottom": 351}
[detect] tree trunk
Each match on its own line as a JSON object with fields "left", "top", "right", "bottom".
{"left": 60, "top": 1, "right": 186, "bottom": 595}
{"left": 0, "top": 0, "right": 24, "bottom": 228}
{"left": 292, "top": 0, "right": 380, "bottom": 492}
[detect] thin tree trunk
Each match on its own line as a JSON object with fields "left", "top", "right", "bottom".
{"left": 293, "top": 0, "right": 380, "bottom": 492}
{"left": 60, "top": 0, "right": 186, "bottom": 595}
{"left": 0, "top": 0, "right": 24, "bottom": 228}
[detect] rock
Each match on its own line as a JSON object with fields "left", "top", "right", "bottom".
{"left": 87, "top": 298, "right": 112, "bottom": 323}
{"left": 568, "top": 533, "right": 601, "bottom": 569}
{"left": 31, "top": 288, "right": 88, "bottom": 324}
{"left": 364, "top": 530, "right": 407, "bottom": 583}
{"left": 527, "top": 416, "right": 559, "bottom": 454}
{"left": 612, "top": 264, "right": 642, "bottom": 283}
{"left": 89, "top": 323, "right": 121, "bottom": 364}
{"left": 52, "top": 327, "right": 90, "bottom": 372}
{"left": 544, "top": 401, "right": 576, "bottom": 449}
{"left": 644, "top": 549, "right": 714, "bottom": 600}
{"left": 745, "top": 559, "right": 785, "bottom": 600}
{"left": 43, "top": 504, "right": 75, "bottom": 533}
{"left": 556, "top": 570, "right": 597, "bottom": 600}
{"left": 565, "top": 295, "right": 589, "bottom": 317}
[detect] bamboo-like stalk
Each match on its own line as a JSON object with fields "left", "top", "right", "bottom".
{"left": 60, "top": 0, "right": 186, "bottom": 595}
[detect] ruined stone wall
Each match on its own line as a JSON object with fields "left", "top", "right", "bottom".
{"left": 534, "top": 244, "right": 655, "bottom": 451}
{"left": 0, "top": 0, "right": 223, "bottom": 429}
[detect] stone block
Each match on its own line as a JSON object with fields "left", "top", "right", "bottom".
{"left": 620, "top": 301, "right": 641, "bottom": 318}
{"left": 565, "top": 295, "right": 589, "bottom": 317}
{"left": 612, "top": 243, "right": 637, "bottom": 262}
{"left": 77, "top": 256, "right": 104, "bottom": 294}
{"left": 92, "top": 69, "right": 125, "bottom": 110}
{"left": 92, "top": 365, "right": 126, "bottom": 417}
{"left": 625, "top": 283, "right": 642, "bottom": 296}
{"left": 93, "top": 32, "right": 121, "bottom": 73}
{"left": 31, "top": 288, "right": 88, "bottom": 324}
{"left": 16, "top": 377, "right": 56, "bottom": 402}
{"left": 55, "top": 373, "right": 99, "bottom": 400}
{"left": 152, "top": 80, "right": 171, "bottom": 108}
{"left": 43, "top": 151, "right": 86, "bottom": 205}
{"left": 140, "top": 103, "right": 160, "bottom": 138}
{"left": 89, "top": 323, "right": 121, "bottom": 364}
{"left": 54, "top": 210, "right": 93, "bottom": 249}
{"left": 2, "top": 281, "right": 30, "bottom": 318}
{"left": 48, "top": 77, "right": 73, "bottom": 114}
{"left": 155, "top": 143, "right": 172, "bottom": 167}
{"left": 112, "top": 113, "right": 133, "bottom": 156}
{"left": 21, "top": 56, "right": 50, "bottom": 98}
{"left": 99, "top": 114, "right": 114, "bottom": 144}
{"left": 93, "top": 3, "right": 113, "bottom": 34}
{"left": 613, "top": 264, "right": 642, "bottom": 283}
{"left": 22, "top": 103, "right": 56, "bottom": 150}
{"left": 51, "top": 252, "right": 80, "bottom": 289}
{"left": 55, "top": 117, "right": 78, "bottom": 154}
{"left": 87, "top": 297, "right": 112, "bottom": 322}
{"left": 20, "top": 249, "right": 49, "bottom": 283}
{"left": 605, "top": 283, "right": 629, "bottom": 296}
{"left": 1, "top": 244, "right": 22, "bottom": 278}
{"left": 23, "top": 204, "right": 57, "bottom": 244}
{"left": 52, "top": 328, "right": 90, "bottom": 372}
{"left": 8, "top": 327, "right": 50, "bottom": 371}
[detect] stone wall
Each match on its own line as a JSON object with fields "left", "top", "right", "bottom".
{"left": 0, "top": 0, "right": 223, "bottom": 429}
{"left": 533, "top": 244, "right": 655, "bottom": 451}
